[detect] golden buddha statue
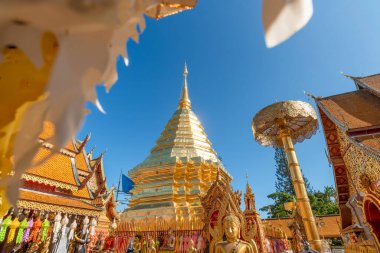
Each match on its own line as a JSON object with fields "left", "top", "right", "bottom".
{"left": 187, "top": 239, "right": 197, "bottom": 253}
{"left": 147, "top": 236, "right": 156, "bottom": 253}
{"left": 133, "top": 236, "right": 141, "bottom": 253}
{"left": 215, "top": 213, "right": 256, "bottom": 253}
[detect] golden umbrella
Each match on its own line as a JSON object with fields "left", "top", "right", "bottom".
{"left": 252, "top": 100, "right": 322, "bottom": 252}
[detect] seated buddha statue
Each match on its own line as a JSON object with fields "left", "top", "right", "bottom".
{"left": 215, "top": 213, "right": 256, "bottom": 253}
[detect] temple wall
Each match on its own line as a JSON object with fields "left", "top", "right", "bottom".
{"left": 337, "top": 128, "right": 380, "bottom": 194}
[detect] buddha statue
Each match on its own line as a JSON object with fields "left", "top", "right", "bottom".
{"left": 132, "top": 236, "right": 141, "bottom": 253}
{"left": 215, "top": 213, "right": 256, "bottom": 253}
{"left": 165, "top": 229, "right": 175, "bottom": 249}
{"left": 147, "top": 237, "right": 156, "bottom": 253}
{"left": 91, "top": 233, "right": 103, "bottom": 252}
{"left": 187, "top": 239, "right": 197, "bottom": 253}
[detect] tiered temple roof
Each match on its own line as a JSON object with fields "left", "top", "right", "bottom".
{"left": 18, "top": 121, "right": 117, "bottom": 219}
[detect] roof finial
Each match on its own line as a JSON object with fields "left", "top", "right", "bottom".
{"left": 178, "top": 62, "right": 191, "bottom": 109}
{"left": 184, "top": 62, "right": 188, "bottom": 77}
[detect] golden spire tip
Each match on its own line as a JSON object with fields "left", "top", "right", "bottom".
{"left": 178, "top": 62, "right": 191, "bottom": 109}
{"left": 184, "top": 62, "right": 188, "bottom": 77}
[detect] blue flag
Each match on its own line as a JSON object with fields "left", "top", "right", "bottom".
{"left": 121, "top": 174, "right": 134, "bottom": 194}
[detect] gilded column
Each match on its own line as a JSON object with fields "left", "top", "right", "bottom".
{"left": 252, "top": 100, "right": 322, "bottom": 252}
{"left": 279, "top": 125, "right": 321, "bottom": 252}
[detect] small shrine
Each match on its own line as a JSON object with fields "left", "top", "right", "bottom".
{"left": 200, "top": 171, "right": 268, "bottom": 253}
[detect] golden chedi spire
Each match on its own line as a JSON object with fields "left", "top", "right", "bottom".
{"left": 124, "top": 64, "right": 231, "bottom": 226}
{"left": 178, "top": 63, "right": 191, "bottom": 109}
{"left": 135, "top": 63, "right": 227, "bottom": 165}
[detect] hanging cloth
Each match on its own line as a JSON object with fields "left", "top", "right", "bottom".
{"left": 68, "top": 219, "right": 77, "bottom": 241}
{"left": 15, "top": 218, "right": 27, "bottom": 244}
{"left": 29, "top": 217, "right": 41, "bottom": 242}
{"left": 6, "top": 217, "right": 20, "bottom": 243}
{"left": 22, "top": 219, "right": 33, "bottom": 243}
{"left": 60, "top": 214, "right": 69, "bottom": 235}
{"left": 0, "top": 216, "right": 11, "bottom": 242}
{"left": 89, "top": 217, "right": 97, "bottom": 236}
{"left": 82, "top": 216, "right": 89, "bottom": 234}
{"left": 53, "top": 213, "right": 62, "bottom": 234}
{"left": 41, "top": 218, "right": 50, "bottom": 242}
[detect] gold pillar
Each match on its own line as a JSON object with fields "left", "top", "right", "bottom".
{"left": 279, "top": 126, "right": 322, "bottom": 252}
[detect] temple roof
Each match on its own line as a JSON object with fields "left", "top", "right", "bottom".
{"left": 317, "top": 89, "right": 380, "bottom": 131}
{"left": 351, "top": 74, "right": 380, "bottom": 97}
{"left": 130, "top": 65, "right": 227, "bottom": 174}
{"left": 18, "top": 189, "right": 102, "bottom": 216}
{"left": 19, "top": 121, "right": 115, "bottom": 217}
{"left": 316, "top": 81, "right": 380, "bottom": 157}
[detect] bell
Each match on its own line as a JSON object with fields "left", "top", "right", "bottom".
{"left": 145, "top": 0, "right": 198, "bottom": 19}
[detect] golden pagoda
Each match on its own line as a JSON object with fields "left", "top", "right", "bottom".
{"left": 122, "top": 64, "right": 231, "bottom": 228}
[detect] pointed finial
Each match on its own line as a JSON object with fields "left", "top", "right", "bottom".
{"left": 340, "top": 72, "right": 357, "bottom": 80}
{"left": 304, "top": 91, "right": 322, "bottom": 100}
{"left": 184, "top": 62, "right": 188, "bottom": 77}
{"left": 178, "top": 62, "right": 191, "bottom": 109}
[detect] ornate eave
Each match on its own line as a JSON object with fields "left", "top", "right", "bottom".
{"left": 21, "top": 173, "right": 78, "bottom": 191}
{"left": 18, "top": 189, "right": 103, "bottom": 216}
{"left": 316, "top": 106, "right": 352, "bottom": 228}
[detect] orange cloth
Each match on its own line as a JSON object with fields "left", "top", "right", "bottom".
{"left": 29, "top": 218, "right": 42, "bottom": 242}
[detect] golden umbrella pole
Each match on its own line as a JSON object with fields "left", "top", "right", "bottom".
{"left": 252, "top": 101, "right": 322, "bottom": 252}
{"left": 279, "top": 122, "right": 321, "bottom": 252}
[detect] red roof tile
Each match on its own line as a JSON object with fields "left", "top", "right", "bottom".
{"left": 318, "top": 90, "right": 380, "bottom": 130}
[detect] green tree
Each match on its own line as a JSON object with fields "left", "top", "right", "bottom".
{"left": 260, "top": 191, "right": 294, "bottom": 218}
{"left": 260, "top": 148, "right": 339, "bottom": 218}
{"left": 274, "top": 147, "right": 312, "bottom": 195}
{"left": 309, "top": 186, "right": 339, "bottom": 215}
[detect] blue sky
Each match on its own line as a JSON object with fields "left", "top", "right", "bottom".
{"left": 78, "top": 0, "right": 380, "bottom": 215}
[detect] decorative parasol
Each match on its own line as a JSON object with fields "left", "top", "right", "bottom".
{"left": 252, "top": 100, "right": 322, "bottom": 252}
{"left": 252, "top": 100, "right": 318, "bottom": 147}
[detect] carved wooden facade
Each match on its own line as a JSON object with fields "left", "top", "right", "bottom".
{"left": 316, "top": 74, "right": 380, "bottom": 251}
